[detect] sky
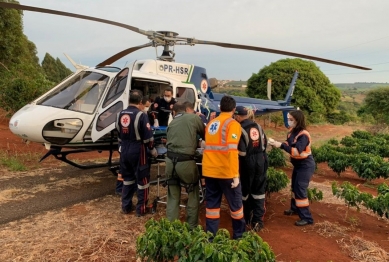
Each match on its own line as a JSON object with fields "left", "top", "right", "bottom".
{"left": 14, "top": 0, "right": 389, "bottom": 83}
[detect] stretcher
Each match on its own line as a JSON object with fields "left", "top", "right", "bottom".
{"left": 150, "top": 145, "right": 206, "bottom": 212}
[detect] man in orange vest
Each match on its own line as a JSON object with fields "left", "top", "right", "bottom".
{"left": 202, "top": 96, "right": 245, "bottom": 239}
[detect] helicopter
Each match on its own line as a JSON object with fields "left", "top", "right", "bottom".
{"left": 1, "top": 2, "right": 371, "bottom": 169}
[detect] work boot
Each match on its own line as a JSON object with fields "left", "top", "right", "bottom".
{"left": 251, "top": 222, "right": 264, "bottom": 232}
{"left": 283, "top": 209, "right": 298, "bottom": 216}
{"left": 295, "top": 219, "right": 313, "bottom": 226}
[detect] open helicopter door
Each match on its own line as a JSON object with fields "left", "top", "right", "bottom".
{"left": 91, "top": 62, "right": 136, "bottom": 142}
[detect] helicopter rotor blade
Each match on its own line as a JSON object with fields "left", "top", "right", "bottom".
{"left": 192, "top": 39, "right": 371, "bottom": 71}
{"left": 96, "top": 43, "right": 153, "bottom": 67}
{"left": 0, "top": 2, "right": 150, "bottom": 37}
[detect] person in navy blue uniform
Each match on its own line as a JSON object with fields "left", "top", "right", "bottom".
{"left": 235, "top": 106, "right": 268, "bottom": 231}
{"left": 117, "top": 89, "right": 158, "bottom": 216}
{"left": 151, "top": 87, "right": 176, "bottom": 127}
{"left": 268, "top": 110, "right": 315, "bottom": 226}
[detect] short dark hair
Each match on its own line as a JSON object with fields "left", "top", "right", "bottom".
{"left": 289, "top": 110, "right": 306, "bottom": 131}
{"left": 164, "top": 87, "right": 173, "bottom": 95}
{"left": 172, "top": 102, "right": 186, "bottom": 113}
{"left": 129, "top": 89, "right": 143, "bottom": 104}
{"left": 220, "top": 95, "right": 236, "bottom": 112}
{"left": 141, "top": 95, "right": 150, "bottom": 105}
{"left": 183, "top": 101, "right": 194, "bottom": 110}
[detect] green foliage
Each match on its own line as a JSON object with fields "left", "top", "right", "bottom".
{"left": 136, "top": 218, "right": 276, "bottom": 262}
{"left": 326, "top": 111, "right": 354, "bottom": 125}
{"left": 307, "top": 188, "right": 323, "bottom": 203}
{"left": 363, "top": 87, "right": 389, "bottom": 124}
{"left": 351, "top": 130, "right": 372, "bottom": 140}
{"left": 247, "top": 58, "right": 341, "bottom": 121}
{"left": 332, "top": 182, "right": 389, "bottom": 218}
{"left": 0, "top": 154, "right": 27, "bottom": 171}
{"left": 269, "top": 112, "right": 284, "bottom": 128}
{"left": 266, "top": 167, "right": 289, "bottom": 197}
{"left": 327, "top": 138, "right": 339, "bottom": 146}
{"left": 42, "top": 53, "right": 72, "bottom": 84}
{"left": 0, "top": 64, "right": 53, "bottom": 113}
{"left": 267, "top": 147, "right": 286, "bottom": 167}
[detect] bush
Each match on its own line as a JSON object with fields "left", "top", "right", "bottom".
{"left": 266, "top": 167, "right": 289, "bottom": 198}
{"left": 267, "top": 147, "right": 286, "bottom": 167}
{"left": 136, "top": 218, "right": 276, "bottom": 262}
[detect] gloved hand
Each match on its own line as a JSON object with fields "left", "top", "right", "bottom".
{"left": 231, "top": 177, "right": 240, "bottom": 188}
{"left": 200, "top": 140, "right": 206, "bottom": 148}
{"left": 150, "top": 148, "right": 158, "bottom": 158}
{"left": 154, "top": 119, "right": 159, "bottom": 128}
{"left": 268, "top": 138, "right": 282, "bottom": 148}
{"left": 273, "top": 141, "right": 282, "bottom": 148}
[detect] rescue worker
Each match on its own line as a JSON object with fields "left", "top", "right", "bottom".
{"left": 234, "top": 106, "right": 268, "bottom": 231}
{"left": 268, "top": 110, "right": 315, "bottom": 226}
{"left": 115, "top": 95, "right": 152, "bottom": 196}
{"left": 165, "top": 102, "right": 205, "bottom": 229}
{"left": 202, "top": 95, "right": 245, "bottom": 239}
{"left": 117, "top": 89, "right": 158, "bottom": 216}
{"left": 183, "top": 101, "right": 208, "bottom": 125}
{"left": 151, "top": 87, "right": 176, "bottom": 127}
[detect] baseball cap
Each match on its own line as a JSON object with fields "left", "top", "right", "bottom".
{"left": 234, "top": 106, "right": 248, "bottom": 115}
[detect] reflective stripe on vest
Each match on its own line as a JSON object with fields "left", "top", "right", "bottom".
{"left": 134, "top": 111, "right": 143, "bottom": 141}
{"left": 206, "top": 208, "right": 220, "bottom": 219}
{"left": 204, "top": 118, "right": 238, "bottom": 152}
{"left": 288, "top": 130, "right": 312, "bottom": 159}
{"left": 230, "top": 207, "right": 244, "bottom": 220}
{"left": 242, "top": 194, "right": 249, "bottom": 201}
{"left": 295, "top": 198, "right": 309, "bottom": 207}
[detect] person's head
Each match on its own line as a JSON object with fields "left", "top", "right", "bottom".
{"left": 172, "top": 102, "right": 186, "bottom": 116}
{"left": 234, "top": 106, "right": 249, "bottom": 122}
{"left": 183, "top": 101, "right": 195, "bottom": 113}
{"left": 220, "top": 95, "right": 236, "bottom": 113}
{"left": 140, "top": 95, "right": 151, "bottom": 113}
{"left": 247, "top": 109, "right": 255, "bottom": 121}
{"left": 287, "top": 110, "right": 306, "bottom": 131}
{"left": 129, "top": 89, "right": 143, "bottom": 105}
{"left": 163, "top": 87, "right": 174, "bottom": 103}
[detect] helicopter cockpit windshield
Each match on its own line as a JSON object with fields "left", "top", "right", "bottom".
{"left": 38, "top": 71, "right": 109, "bottom": 114}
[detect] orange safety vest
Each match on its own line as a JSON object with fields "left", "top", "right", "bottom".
{"left": 202, "top": 113, "right": 241, "bottom": 179}
{"left": 287, "top": 130, "right": 312, "bottom": 159}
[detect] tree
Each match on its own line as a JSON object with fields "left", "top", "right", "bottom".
{"left": 363, "top": 87, "right": 389, "bottom": 124}
{"left": 0, "top": 1, "right": 52, "bottom": 113}
{"left": 247, "top": 58, "right": 341, "bottom": 122}
{"left": 42, "top": 53, "right": 72, "bottom": 84}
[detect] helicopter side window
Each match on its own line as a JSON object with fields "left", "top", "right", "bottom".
{"left": 175, "top": 87, "right": 195, "bottom": 104}
{"left": 96, "top": 101, "right": 123, "bottom": 131}
{"left": 103, "top": 68, "right": 129, "bottom": 108}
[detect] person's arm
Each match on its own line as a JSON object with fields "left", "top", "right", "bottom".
{"left": 280, "top": 134, "right": 310, "bottom": 156}
{"left": 195, "top": 115, "right": 205, "bottom": 140}
{"left": 139, "top": 113, "right": 157, "bottom": 158}
{"left": 238, "top": 127, "right": 247, "bottom": 157}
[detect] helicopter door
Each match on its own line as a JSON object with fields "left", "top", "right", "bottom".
{"left": 91, "top": 63, "right": 135, "bottom": 142}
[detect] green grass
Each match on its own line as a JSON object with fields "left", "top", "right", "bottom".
{"left": 0, "top": 155, "right": 27, "bottom": 171}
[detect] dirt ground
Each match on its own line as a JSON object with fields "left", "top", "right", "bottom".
{"left": 1, "top": 111, "right": 389, "bottom": 262}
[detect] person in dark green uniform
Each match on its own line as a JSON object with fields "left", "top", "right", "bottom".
{"left": 165, "top": 102, "right": 205, "bottom": 229}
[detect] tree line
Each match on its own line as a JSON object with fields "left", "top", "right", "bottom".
{"left": 0, "top": 0, "right": 72, "bottom": 113}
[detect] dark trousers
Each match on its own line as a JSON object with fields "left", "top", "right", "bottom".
{"left": 120, "top": 152, "right": 150, "bottom": 214}
{"left": 240, "top": 153, "right": 266, "bottom": 226}
{"left": 290, "top": 166, "right": 314, "bottom": 223}
{"left": 205, "top": 177, "right": 245, "bottom": 239}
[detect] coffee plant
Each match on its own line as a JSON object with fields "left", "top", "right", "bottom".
{"left": 267, "top": 148, "right": 286, "bottom": 168}
{"left": 266, "top": 167, "right": 289, "bottom": 198}
{"left": 332, "top": 182, "right": 389, "bottom": 219}
{"left": 307, "top": 187, "right": 323, "bottom": 203}
{"left": 136, "top": 218, "right": 276, "bottom": 262}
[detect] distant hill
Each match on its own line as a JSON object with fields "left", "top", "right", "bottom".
{"left": 334, "top": 83, "right": 389, "bottom": 90}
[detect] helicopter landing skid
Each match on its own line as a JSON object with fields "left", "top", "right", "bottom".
{"left": 39, "top": 147, "right": 119, "bottom": 170}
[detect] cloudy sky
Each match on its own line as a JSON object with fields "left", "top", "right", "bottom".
{"left": 16, "top": 0, "right": 389, "bottom": 83}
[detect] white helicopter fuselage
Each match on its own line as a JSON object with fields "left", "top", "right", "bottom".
{"left": 8, "top": 59, "right": 210, "bottom": 150}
